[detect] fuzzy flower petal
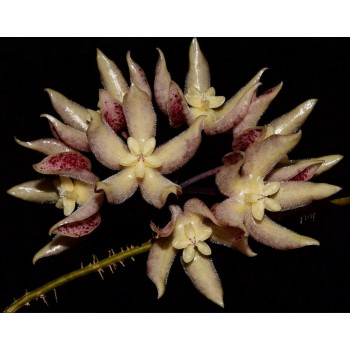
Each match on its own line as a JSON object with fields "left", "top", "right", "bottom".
{"left": 15, "top": 137, "right": 74, "bottom": 155}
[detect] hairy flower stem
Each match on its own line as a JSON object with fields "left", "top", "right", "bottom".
{"left": 4, "top": 241, "right": 152, "bottom": 313}
{"left": 179, "top": 166, "right": 222, "bottom": 188}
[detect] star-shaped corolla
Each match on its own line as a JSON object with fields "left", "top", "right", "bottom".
{"left": 87, "top": 84, "right": 204, "bottom": 209}
{"left": 214, "top": 132, "right": 341, "bottom": 250}
{"left": 147, "top": 199, "right": 254, "bottom": 307}
{"left": 7, "top": 140, "right": 103, "bottom": 262}
{"left": 154, "top": 38, "right": 282, "bottom": 135}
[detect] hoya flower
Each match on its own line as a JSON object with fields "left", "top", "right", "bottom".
{"left": 7, "top": 141, "right": 103, "bottom": 262}
{"left": 147, "top": 199, "right": 254, "bottom": 307}
{"left": 87, "top": 84, "right": 204, "bottom": 209}
{"left": 154, "top": 38, "right": 282, "bottom": 134}
{"left": 223, "top": 99, "right": 343, "bottom": 181}
{"left": 214, "top": 132, "right": 341, "bottom": 250}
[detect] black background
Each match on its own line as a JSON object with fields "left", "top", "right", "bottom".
{"left": 1, "top": 38, "right": 349, "bottom": 312}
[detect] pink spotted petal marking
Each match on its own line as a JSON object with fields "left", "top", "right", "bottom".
{"left": 232, "top": 127, "right": 265, "bottom": 152}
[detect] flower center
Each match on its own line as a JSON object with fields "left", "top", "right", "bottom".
{"left": 120, "top": 137, "right": 163, "bottom": 179}
{"left": 244, "top": 176, "right": 281, "bottom": 221}
{"left": 172, "top": 214, "right": 213, "bottom": 263}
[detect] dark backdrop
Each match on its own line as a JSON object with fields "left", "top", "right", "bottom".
{"left": 1, "top": 38, "right": 349, "bottom": 312}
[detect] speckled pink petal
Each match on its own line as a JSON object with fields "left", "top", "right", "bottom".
{"left": 96, "top": 49, "right": 128, "bottom": 103}
{"left": 15, "top": 137, "right": 74, "bottom": 155}
{"left": 87, "top": 111, "right": 129, "bottom": 170}
{"left": 45, "top": 89, "right": 91, "bottom": 132}
{"left": 266, "top": 160, "right": 323, "bottom": 182}
{"left": 274, "top": 181, "right": 341, "bottom": 210}
{"left": 147, "top": 235, "right": 177, "bottom": 299}
{"left": 270, "top": 99, "right": 317, "bottom": 135}
{"left": 96, "top": 167, "right": 138, "bottom": 204}
{"left": 233, "top": 82, "right": 283, "bottom": 137}
{"left": 182, "top": 251, "right": 224, "bottom": 307}
{"left": 154, "top": 116, "right": 204, "bottom": 174}
{"left": 185, "top": 38, "right": 210, "bottom": 93}
{"left": 139, "top": 168, "right": 181, "bottom": 209}
{"left": 99, "top": 89, "right": 126, "bottom": 133}
{"left": 42, "top": 114, "right": 90, "bottom": 152}
{"left": 123, "top": 85, "right": 156, "bottom": 142}
{"left": 33, "top": 151, "right": 99, "bottom": 184}
{"left": 126, "top": 51, "right": 151, "bottom": 98}
{"left": 150, "top": 205, "right": 182, "bottom": 237}
{"left": 232, "top": 127, "right": 265, "bottom": 152}
{"left": 215, "top": 162, "right": 243, "bottom": 197}
{"left": 245, "top": 212, "right": 319, "bottom": 250}
{"left": 242, "top": 132, "right": 302, "bottom": 178}
{"left": 7, "top": 178, "right": 59, "bottom": 203}
{"left": 33, "top": 234, "right": 85, "bottom": 264}
{"left": 154, "top": 48, "right": 171, "bottom": 115}
{"left": 167, "top": 81, "right": 193, "bottom": 127}
{"left": 49, "top": 192, "right": 104, "bottom": 236}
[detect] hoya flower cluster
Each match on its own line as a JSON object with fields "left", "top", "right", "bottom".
{"left": 8, "top": 39, "right": 342, "bottom": 307}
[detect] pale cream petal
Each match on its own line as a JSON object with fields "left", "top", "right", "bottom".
{"left": 142, "top": 138, "right": 156, "bottom": 156}
{"left": 119, "top": 153, "right": 138, "bottom": 167}
{"left": 15, "top": 137, "right": 74, "bottom": 155}
{"left": 244, "top": 193, "right": 259, "bottom": 203}
{"left": 245, "top": 212, "right": 319, "bottom": 250}
{"left": 139, "top": 168, "right": 181, "bottom": 209}
{"left": 212, "top": 198, "right": 247, "bottom": 225}
{"left": 45, "top": 89, "right": 90, "bottom": 132}
{"left": 252, "top": 200, "right": 265, "bottom": 221}
{"left": 87, "top": 111, "right": 129, "bottom": 170}
{"left": 62, "top": 197, "right": 76, "bottom": 216}
{"left": 144, "top": 155, "right": 162, "bottom": 168}
{"left": 182, "top": 251, "right": 224, "bottom": 308}
{"left": 147, "top": 237, "right": 177, "bottom": 298}
{"left": 183, "top": 198, "right": 219, "bottom": 225}
{"left": 127, "top": 137, "right": 140, "bottom": 155}
{"left": 73, "top": 180, "right": 95, "bottom": 206}
{"left": 154, "top": 116, "right": 204, "bottom": 174}
{"left": 184, "top": 93, "right": 202, "bottom": 108}
{"left": 197, "top": 241, "right": 211, "bottom": 256}
{"left": 274, "top": 181, "right": 342, "bottom": 210}
{"left": 185, "top": 38, "right": 210, "bottom": 93}
{"left": 215, "top": 162, "right": 242, "bottom": 197}
{"left": 250, "top": 176, "right": 264, "bottom": 194}
{"left": 135, "top": 158, "right": 146, "bottom": 178}
{"left": 96, "top": 167, "right": 138, "bottom": 204}
{"left": 263, "top": 198, "right": 281, "bottom": 212}
{"left": 183, "top": 245, "right": 195, "bottom": 263}
{"left": 270, "top": 99, "right": 317, "bottom": 135}
{"left": 197, "top": 227, "right": 213, "bottom": 242}
{"left": 308, "top": 155, "right": 343, "bottom": 176}
{"left": 96, "top": 49, "right": 128, "bottom": 102}
{"left": 242, "top": 132, "right": 302, "bottom": 178}
{"left": 263, "top": 182, "right": 280, "bottom": 196}
{"left": 172, "top": 237, "right": 190, "bottom": 250}
{"left": 123, "top": 84, "right": 156, "bottom": 142}
{"left": 208, "top": 96, "right": 225, "bottom": 109}
{"left": 7, "top": 179, "right": 59, "bottom": 203}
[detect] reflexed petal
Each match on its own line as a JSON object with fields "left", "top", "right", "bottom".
{"left": 221, "top": 151, "right": 244, "bottom": 165}
{"left": 154, "top": 48, "right": 171, "bottom": 115}
{"left": 263, "top": 182, "right": 280, "bottom": 196}
{"left": 245, "top": 212, "right": 319, "bottom": 250}
{"left": 147, "top": 237, "right": 177, "bottom": 298}
{"left": 183, "top": 198, "right": 218, "bottom": 225}
{"left": 123, "top": 85, "right": 156, "bottom": 142}
{"left": 232, "top": 127, "right": 265, "bottom": 152}
{"left": 274, "top": 181, "right": 341, "bottom": 210}
{"left": 252, "top": 200, "right": 265, "bottom": 221}
{"left": 7, "top": 179, "right": 59, "bottom": 203}
{"left": 97, "top": 167, "right": 138, "bottom": 204}
{"left": 99, "top": 89, "right": 126, "bottom": 133}
{"left": 87, "top": 110, "right": 129, "bottom": 170}
{"left": 15, "top": 137, "right": 74, "bottom": 155}
{"left": 33, "top": 234, "right": 85, "bottom": 264}
{"left": 314, "top": 155, "right": 343, "bottom": 176}
{"left": 96, "top": 49, "right": 128, "bottom": 102}
{"left": 41, "top": 114, "right": 90, "bottom": 152}
{"left": 182, "top": 251, "right": 224, "bottom": 307}
{"left": 154, "top": 116, "right": 204, "bottom": 174}
{"left": 183, "top": 245, "right": 195, "bottom": 263}
{"left": 45, "top": 89, "right": 91, "bottom": 132}
{"left": 270, "top": 99, "right": 317, "bottom": 135}
{"left": 197, "top": 241, "right": 211, "bottom": 256}
{"left": 242, "top": 132, "right": 302, "bottom": 178}
{"left": 185, "top": 38, "right": 210, "bottom": 93}
{"left": 126, "top": 51, "right": 151, "bottom": 98}
{"left": 263, "top": 198, "right": 281, "bottom": 212}
{"left": 212, "top": 199, "right": 247, "bottom": 228}
{"left": 139, "top": 168, "right": 181, "bottom": 209}
{"left": 150, "top": 204, "right": 182, "bottom": 237}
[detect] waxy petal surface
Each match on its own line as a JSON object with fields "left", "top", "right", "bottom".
{"left": 15, "top": 137, "right": 73, "bottom": 155}
{"left": 139, "top": 168, "right": 181, "bottom": 209}
{"left": 154, "top": 116, "right": 204, "bottom": 174}
{"left": 45, "top": 89, "right": 91, "bottom": 132}
{"left": 245, "top": 213, "right": 319, "bottom": 250}
{"left": 87, "top": 111, "right": 129, "bottom": 170}
{"left": 42, "top": 114, "right": 90, "bottom": 152}
{"left": 123, "top": 85, "right": 156, "bottom": 142}
{"left": 182, "top": 252, "right": 224, "bottom": 307}
{"left": 7, "top": 179, "right": 59, "bottom": 203}
{"left": 96, "top": 49, "right": 128, "bottom": 102}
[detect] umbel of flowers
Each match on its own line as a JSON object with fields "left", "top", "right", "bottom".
{"left": 8, "top": 38, "right": 342, "bottom": 307}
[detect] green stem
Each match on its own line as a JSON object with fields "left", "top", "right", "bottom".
{"left": 4, "top": 240, "right": 152, "bottom": 313}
